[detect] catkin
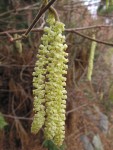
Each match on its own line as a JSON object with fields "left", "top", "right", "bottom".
{"left": 31, "top": 12, "right": 68, "bottom": 146}
{"left": 87, "top": 34, "right": 97, "bottom": 81}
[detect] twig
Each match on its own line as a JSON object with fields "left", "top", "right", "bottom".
{"left": 0, "top": 3, "right": 40, "bottom": 17}
{"left": 2, "top": 113, "right": 33, "bottom": 120}
{"left": 24, "top": 0, "right": 57, "bottom": 37}
{"left": 72, "top": 30, "right": 113, "bottom": 47}
{"left": 5, "top": 32, "right": 14, "bottom": 42}
{"left": 2, "top": 104, "right": 87, "bottom": 120}
{"left": 3, "top": 0, "right": 57, "bottom": 41}
{"left": 66, "top": 25, "right": 113, "bottom": 31}
{"left": 0, "top": 28, "right": 43, "bottom": 36}
{"left": 0, "top": 25, "right": 112, "bottom": 36}
{"left": 66, "top": 104, "right": 87, "bottom": 115}
{"left": 1, "top": 25, "right": 113, "bottom": 46}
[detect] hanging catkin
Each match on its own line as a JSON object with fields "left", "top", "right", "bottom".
{"left": 31, "top": 12, "right": 68, "bottom": 146}
{"left": 87, "top": 34, "right": 97, "bottom": 81}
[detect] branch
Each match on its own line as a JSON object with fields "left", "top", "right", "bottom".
{"left": 2, "top": 103, "right": 87, "bottom": 120}
{"left": 72, "top": 30, "right": 113, "bottom": 47}
{"left": 1, "top": 0, "right": 57, "bottom": 41}
{"left": 0, "top": 2, "right": 40, "bottom": 17}
{"left": 66, "top": 104, "right": 87, "bottom": 115}
{"left": 2, "top": 113, "right": 33, "bottom": 120}
{"left": 66, "top": 25, "right": 113, "bottom": 31}
{"left": 0, "top": 25, "right": 112, "bottom": 36}
{"left": 24, "top": 0, "right": 57, "bottom": 37}
{"left": 0, "top": 24, "right": 113, "bottom": 46}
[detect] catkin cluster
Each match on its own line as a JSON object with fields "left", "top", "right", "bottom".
{"left": 31, "top": 13, "right": 68, "bottom": 146}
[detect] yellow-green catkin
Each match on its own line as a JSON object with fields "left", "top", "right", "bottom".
{"left": 44, "top": 13, "right": 68, "bottom": 146}
{"left": 87, "top": 34, "right": 97, "bottom": 81}
{"left": 14, "top": 34, "right": 22, "bottom": 54}
{"left": 31, "top": 12, "right": 68, "bottom": 146}
{"left": 31, "top": 45, "right": 47, "bottom": 133}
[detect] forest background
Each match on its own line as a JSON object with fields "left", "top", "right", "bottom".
{"left": 0, "top": 0, "right": 113, "bottom": 150}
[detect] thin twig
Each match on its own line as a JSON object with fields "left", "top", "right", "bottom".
{"left": 0, "top": 25, "right": 113, "bottom": 36}
{"left": 1, "top": 25, "right": 113, "bottom": 46}
{"left": 0, "top": 25, "right": 112, "bottom": 36}
{"left": 24, "top": 0, "right": 57, "bottom": 37}
{"left": 2, "top": 0, "right": 57, "bottom": 41}
{"left": 66, "top": 25, "right": 113, "bottom": 31}
{"left": 2, "top": 114, "right": 33, "bottom": 120}
{"left": 72, "top": 30, "right": 113, "bottom": 47}
{"left": 66, "top": 104, "right": 87, "bottom": 115}
{"left": 0, "top": 28, "right": 43, "bottom": 35}
{"left": 0, "top": 3, "right": 40, "bottom": 17}
{"left": 2, "top": 103, "right": 87, "bottom": 120}
{"left": 5, "top": 32, "right": 14, "bottom": 41}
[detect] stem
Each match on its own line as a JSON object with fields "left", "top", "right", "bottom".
{"left": 24, "top": 0, "right": 57, "bottom": 36}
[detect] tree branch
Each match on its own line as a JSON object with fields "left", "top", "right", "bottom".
{"left": 0, "top": 25, "right": 113, "bottom": 46}
{"left": 71, "top": 30, "right": 113, "bottom": 47}
{"left": 2, "top": 113, "right": 33, "bottom": 120}
{"left": 2, "top": 103, "right": 87, "bottom": 120}
{"left": 24, "top": 0, "right": 57, "bottom": 37}
{"left": 66, "top": 25, "right": 113, "bottom": 31}
{"left": 1, "top": 0, "right": 57, "bottom": 41}
{"left": 0, "top": 25, "right": 112, "bottom": 36}
{"left": 0, "top": 2, "right": 40, "bottom": 17}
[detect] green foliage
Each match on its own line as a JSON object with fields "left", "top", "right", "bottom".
{"left": 43, "top": 140, "right": 66, "bottom": 150}
{"left": 0, "top": 113, "right": 7, "bottom": 129}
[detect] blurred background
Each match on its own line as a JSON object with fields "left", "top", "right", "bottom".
{"left": 0, "top": 0, "right": 113, "bottom": 150}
